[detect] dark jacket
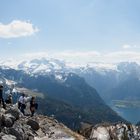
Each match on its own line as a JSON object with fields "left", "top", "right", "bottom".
{"left": 0, "top": 89, "right": 3, "bottom": 98}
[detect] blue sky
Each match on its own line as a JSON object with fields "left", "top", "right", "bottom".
{"left": 0, "top": 0, "right": 140, "bottom": 63}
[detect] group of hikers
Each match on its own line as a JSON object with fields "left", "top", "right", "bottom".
{"left": 0, "top": 84, "right": 38, "bottom": 117}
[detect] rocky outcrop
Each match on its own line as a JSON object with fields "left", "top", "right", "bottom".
{"left": 3, "top": 103, "right": 140, "bottom": 140}
{"left": 80, "top": 122, "right": 140, "bottom": 140}
{"left": 0, "top": 105, "right": 85, "bottom": 140}
{"left": 5, "top": 107, "right": 20, "bottom": 120}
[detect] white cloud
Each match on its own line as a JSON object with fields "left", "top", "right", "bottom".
{"left": 122, "top": 44, "right": 131, "bottom": 49}
{"left": 22, "top": 50, "right": 140, "bottom": 64}
{"left": 23, "top": 52, "right": 49, "bottom": 58}
{"left": 102, "top": 51, "right": 140, "bottom": 63}
{"left": 23, "top": 51, "right": 101, "bottom": 63}
{"left": 0, "top": 20, "right": 39, "bottom": 38}
{"left": 122, "top": 44, "right": 137, "bottom": 49}
{"left": 53, "top": 51, "right": 100, "bottom": 58}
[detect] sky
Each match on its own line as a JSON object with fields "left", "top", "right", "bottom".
{"left": 0, "top": 0, "right": 140, "bottom": 63}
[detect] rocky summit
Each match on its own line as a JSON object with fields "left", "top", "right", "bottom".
{"left": 0, "top": 105, "right": 85, "bottom": 140}
{"left": 80, "top": 122, "right": 140, "bottom": 140}
{"left": 1, "top": 103, "right": 140, "bottom": 140}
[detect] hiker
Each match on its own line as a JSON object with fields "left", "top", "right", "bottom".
{"left": 18, "top": 93, "right": 26, "bottom": 115}
{"left": 5, "top": 93, "right": 12, "bottom": 104}
{"left": 0, "top": 85, "right": 6, "bottom": 109}
{"left": 5, "top": 88, "right": 13, "bottom": 104}
{"left": 30, "top": 96, "right": 38, "bottom": 117}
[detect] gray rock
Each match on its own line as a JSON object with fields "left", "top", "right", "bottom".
{"left": 2, "top": 115, "right": 14, "bottom": 127}
{"left": 28, "top": 135, "right": 34, "bottom": 140}
{"left": 8, "top": 127, "right": 27, "bottom": 140}
{"left": 27, "top": 119, "right": 40, "bottom": 131}
{"left": 0, "top": 105, "right": 84, "bottom": 140}
{"left": 5, "top": 108, "right": 20, "bottom": 120}
{"left": 1, "top": 134, "right": 16, "bottom": 140}
{"left": 0, "top": 108, "right": 6, "bottom": 114}
{"left": 87, "top": 123, "right": 140, "bottom": 140}
{"left": 0, "top": 114, "right": 3, "bottom": 127}
{"left": 4, "top": 113, "right": 16, "bottom": 122}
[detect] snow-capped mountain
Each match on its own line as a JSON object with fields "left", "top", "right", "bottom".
{"left": 1, "top": 57, "right": 140, "bottom": 88}
{"left": 15, "top": 58, "right": 140, "bottom": 88}
{"left": 0, "top": 64, "right": 125, "bottom": 128}
{"left": 13, "top": 58, "right": 140, "bottom": 103}
{"left": 1, "top": 57, "right": 140, "bottom": 98}
{"left": 2, "top": 57, "right": 140, "bottom": 124}
{"left": 14, "top": 58, "right": 140, "bottom": 76}
{"left": 0, "top": 57, "right": 118, "bottom": 74}
{"left": 2, "top": 58, "right": 140, "bottom": 123}
{"left": 17, "top": 58, "right": 66, "bottom": 74}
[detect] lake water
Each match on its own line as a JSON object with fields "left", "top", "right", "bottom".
{"left": 112, "top": 106, "right": 140, "bottom": 124}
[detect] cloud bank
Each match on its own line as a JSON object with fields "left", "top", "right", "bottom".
{"left": 0, "top": 20, "right": 39, "bottom": 38}
{"left": 23, "top": 50, "right": 140, "bottom": 64}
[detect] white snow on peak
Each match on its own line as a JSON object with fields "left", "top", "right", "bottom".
{"left": 1, "top": 57, "right": 139, "bottom": 77}
{"left": 16, "top": 58, "right": 66, "bottom": 75}
{"left": 0, "top": 59, "right": 23, "bottom": 70}
{"left": 55, "top": 74, "right": 63, "bottom": 81}
{"left": 0, "top": 57, "right": 118, "bottom": 72}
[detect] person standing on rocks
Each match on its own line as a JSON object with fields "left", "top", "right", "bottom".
{"left": 5, "top": 87, "right": 13, "bottom": 104}
{"left": 18, "top": 93, "right": 26, "bottom": 115}
{"left": 30, "top": 96, "right": 38, "bottom": 117}
{"left": 0, "top": 84, "right": 6, "bottom": 109}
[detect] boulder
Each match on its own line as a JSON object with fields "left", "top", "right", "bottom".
{"left": 27, "top": 119, "right": 40, "bottom": 131}
{"left": 5, "top": 108, "right": 20, "bottom": 120}
{"left": 2, "top": 115, "right": 14, "bottom": 127}
{"left": 90, "top": 126, "right": 110, "bottom": 140}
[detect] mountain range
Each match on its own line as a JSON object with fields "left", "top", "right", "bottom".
{"left": 2, "top": 58, "right": 140, "bottom": 123}
{"left": 0, "top": 58, "right": 126, "bottom": 129}
{"left": 1, "top": 58, "right": 140, "bottom": 100}
{"left": 2, "top": 58, "right": 140, "bottom": 102}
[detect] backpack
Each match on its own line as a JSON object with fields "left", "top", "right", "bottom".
{"left": 35, "top": 103, "right": 38, "bottom": 110}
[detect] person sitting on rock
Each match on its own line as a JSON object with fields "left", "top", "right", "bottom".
{"left": 0, "top": 84, "right": 6, "bottom": 109}
{"left": 18, "top": 93, "right": 26, "bottom": 115}
{"left": 30, "top": 96, "right": 38, "bottom": 117}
